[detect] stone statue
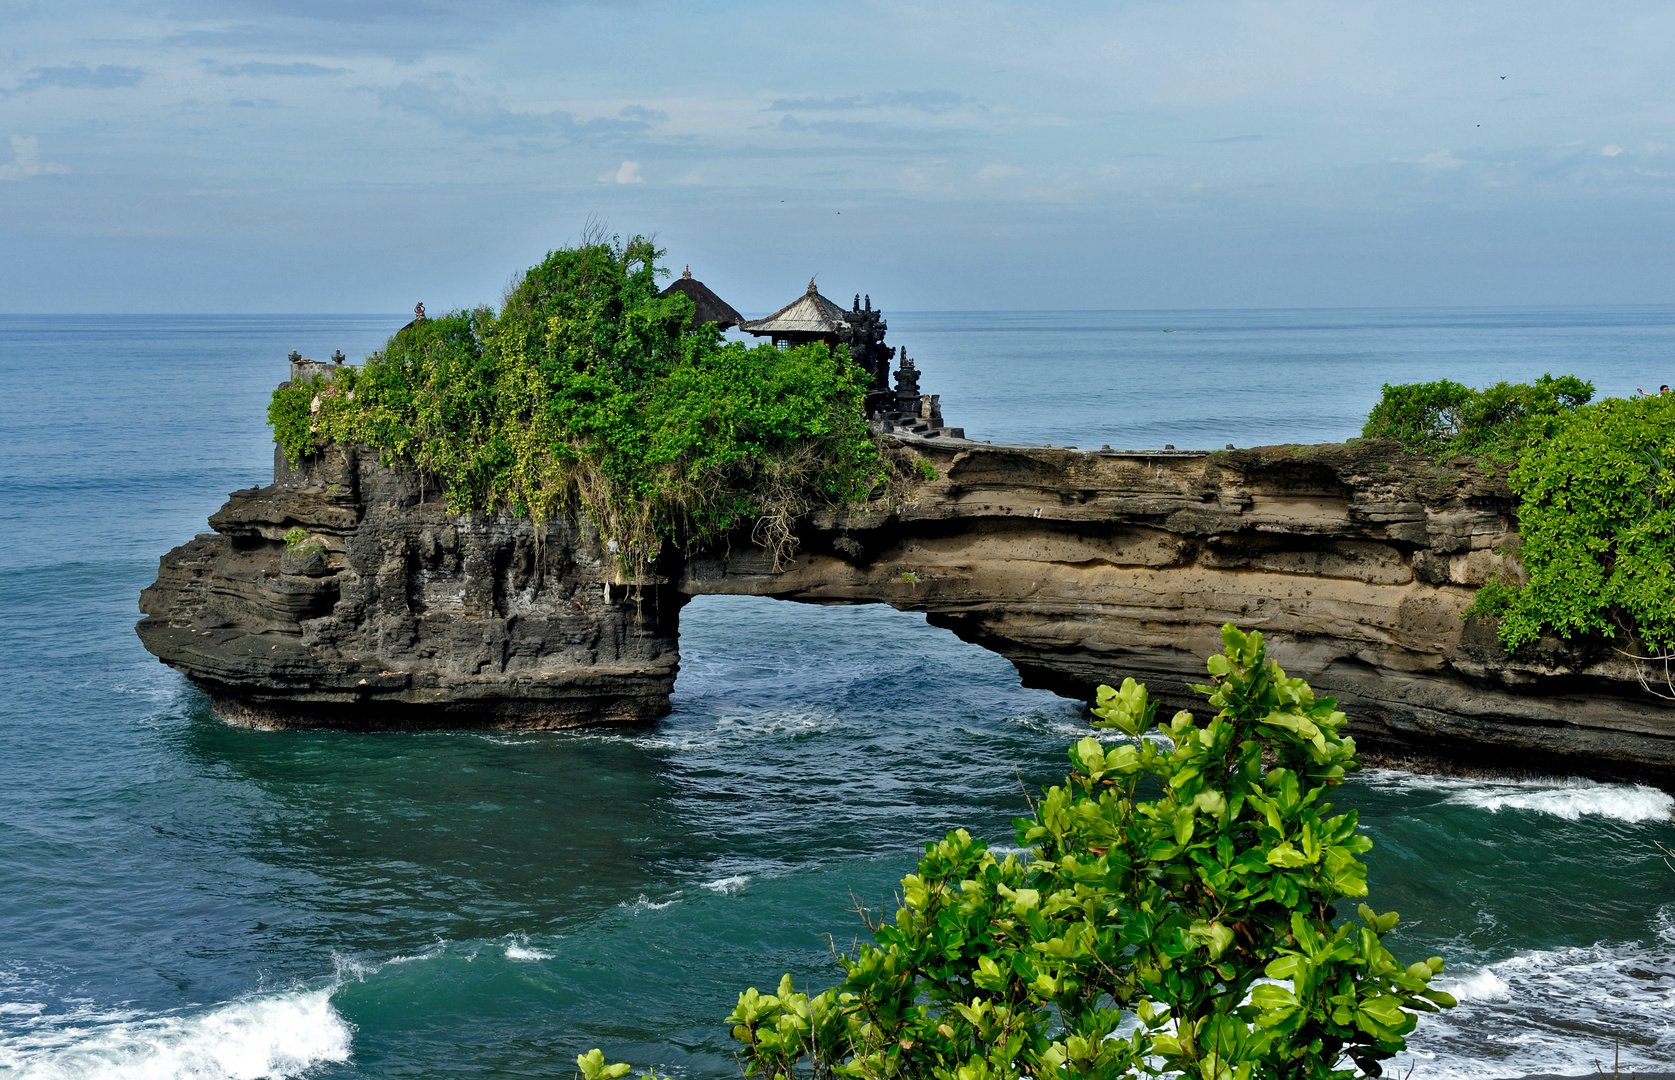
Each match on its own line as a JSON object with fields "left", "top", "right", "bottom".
{"left": 894, "top": 350, "right": 922, "bottom": 418}
{"left": 837, "top": 293, "right": 891, "bottom": 398}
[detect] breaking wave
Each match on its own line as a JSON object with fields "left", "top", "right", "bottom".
{"left": 1360, "top": 769, "right": 1674, "bottom": 823}
{"left": 504, "top": 939, "right": 554, "bottom": 962}
{"left": 1395, "top": 906, "right": 1675, "bottom": 1078}
{"left": 616, "top": 894, "right": 679, "bottom": 913}
{"left": 0, "top": 986, "right": 351, "bottom": 1080}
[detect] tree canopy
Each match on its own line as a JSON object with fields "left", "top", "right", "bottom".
{"left": 270, "top": 236, "right": 881, "bottom": 571}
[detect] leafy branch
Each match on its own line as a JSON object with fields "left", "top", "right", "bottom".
{"left": 586, "top": 627, "right": 1456, "bottom": 1080}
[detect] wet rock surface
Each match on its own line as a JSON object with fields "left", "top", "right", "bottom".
{"left": 138, "top": 435, "right": 1675, "bottom": 780}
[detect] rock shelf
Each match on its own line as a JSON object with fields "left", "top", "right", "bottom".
{"left": 138, "top": 434, "right": 1675, "bottom": 782}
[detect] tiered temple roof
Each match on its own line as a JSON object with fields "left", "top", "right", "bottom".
{"left": 740, "top": 279, "right": 849, "bottom": 347}
{"left": 659, "top": 267, "right": 745, "bottom": 330}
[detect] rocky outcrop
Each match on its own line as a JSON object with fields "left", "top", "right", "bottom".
{"left": 690, "top": 436, "right": 1675, "bottom": 782}
{"left": 138, "top": 432, "right": 1675, "bottom": 781}
{"left": 137, "top": 446, "right": 682, "bottom": 729}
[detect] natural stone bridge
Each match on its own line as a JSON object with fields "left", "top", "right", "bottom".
{"left": 137, "top": 432, "right": 1675, "bottom": 783}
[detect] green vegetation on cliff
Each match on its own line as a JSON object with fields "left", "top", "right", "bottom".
{"left": 1475, "top": 392, "right": 1675, "bottom": 651}
{"left": 270, "top": 237, "right": 880, "bottom": 570}
{"left": 1365, "top": 377, "right": 1675, "bottom": 653}
{"left": 1360, "top": 373, "right": 1594, "bottom": 462}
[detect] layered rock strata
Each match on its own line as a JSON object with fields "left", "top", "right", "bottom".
{"left": 693, "top": 436, "right": 1675, "bottom": 782}
{"left": 138, "top": 433, "right": 1675, "bottom": 780}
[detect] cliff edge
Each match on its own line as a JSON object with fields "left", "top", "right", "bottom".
{"left": 138, "top": 445, "right": 683, "bottom": 729}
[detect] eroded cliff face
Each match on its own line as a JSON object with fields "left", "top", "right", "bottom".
{"left": 137, "top": 446, "right": 682, "bottom": 729}
{"left": 138, "top": 433, "right": 1675, "bottom": 780}
{"left": 685, "top": 436, "right": 1674, "bottom": 781}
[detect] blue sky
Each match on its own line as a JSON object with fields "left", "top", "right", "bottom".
{"left": 2, "top": 0, "right": 1672, "bottom": 312}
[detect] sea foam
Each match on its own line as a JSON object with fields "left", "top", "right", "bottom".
{"left": 504, "top": 943, "right": 553, "bottom": 961}
{"left": 1449, "top": 780, "right": 1673, "bottom": 822}
{"left": 0, "top": 986, "right": 351, "bottom": 1080}
{"left": 1394, "top": 906, "right": 1675, "bottom": 1079}
{"left": 1361, "top": 769, "right": 1674, "bottom": 823}
{"left": 629, "top": 709, "right": 849, "bottom": 753}
{"left": 504, "top": 937, "right": 554, "bottom": 962}
{"left": 617, "top": 894, "right": 679, "bottom": 913}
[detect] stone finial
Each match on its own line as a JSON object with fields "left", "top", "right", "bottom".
{"left": 331, "top": 350, "right": 345, "bottom": 363}
{"left": 682, "top": 265, "right": 692, "bottom": 279}
{"left": 288, "top": 350, "right": 302, "bottom": 363}
{"left": 807, "top": 277, "right": 818, "bottom": 294}
{"left": 414, "top": 302, "right": 427, "bottom": 322}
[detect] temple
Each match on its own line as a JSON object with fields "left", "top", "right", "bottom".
{"left": 738, "top": 279, "right": 849, "bottom": 351}
{"left": 736, "top": 277, "right": 963, "bottom": 439}
{"left": 657, "top": 267, "right": 744, "bottom": 330}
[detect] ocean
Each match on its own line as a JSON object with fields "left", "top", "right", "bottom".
{"left": 1, "top": 309, "right": 1673, "bottom": 1079}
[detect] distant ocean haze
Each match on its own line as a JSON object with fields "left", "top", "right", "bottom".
{"left": 0, "top": 310, "right": 1673, "bottom": 1079}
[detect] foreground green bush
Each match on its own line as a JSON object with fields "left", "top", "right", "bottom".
{"left": 589, "top": 627, "right": 1453, "bottom": 1080}
{"left": 270, "top": 236, "right": 880, "bottom": 571}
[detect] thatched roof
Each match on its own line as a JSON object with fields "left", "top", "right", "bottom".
{"left": 740, "top": 279, "right": 847, "bottom": 338}
{"left": 659, "top": 267, "right": 744, "bottom": 330}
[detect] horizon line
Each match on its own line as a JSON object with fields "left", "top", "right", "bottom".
{"left": 4, "top": 301, "right": 1675, "bottom": 318}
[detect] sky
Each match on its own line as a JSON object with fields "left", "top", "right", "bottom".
{"left": 2, "top": 0, "right": 1673, "bottom": 313}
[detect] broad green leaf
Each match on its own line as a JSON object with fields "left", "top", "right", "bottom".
{"left": 1265, "top": 843, "right": 1311, "bottom": 868}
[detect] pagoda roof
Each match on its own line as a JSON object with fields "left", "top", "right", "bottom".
{"left": 740, "top": 279, "right": 848, "bottom": 338}
{"left": 659, "top": 268, "right": 744, "bottom": 330}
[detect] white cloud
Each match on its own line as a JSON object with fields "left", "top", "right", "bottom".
{"left": 976, "top": 163, "right": 1020, "bottom": 181}
{"left": 602, "top": 160, "right": 643, "bottom": 184}
{"left": 898, "top": 161, "right": 947, "bottom": 189}
{"left": 1419, "top": 149, "right": 1461, "bottom": 170}
{"left": 0, "top": 135, "right": 68, "bottom": 180}
{"left": 1602, "top": 144, "right": 1624, "bottom": 157}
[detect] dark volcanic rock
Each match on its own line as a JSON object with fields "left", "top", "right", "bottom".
{"left": 138, "top": 446, "right": 682, "bottom": 729}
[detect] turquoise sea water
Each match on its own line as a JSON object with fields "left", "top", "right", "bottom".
{"left": 1, "top": 310, "right": 1674, "bottom": 1079}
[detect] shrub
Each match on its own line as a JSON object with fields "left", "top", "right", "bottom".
{"left": 583, "top": 627, "right": 1454, "bottom": 1080}
{"left": 1472, "top": 392, "right": 1675, "bottom": 651}
{"left": 281, "top": 527, "right": 323, "bottom": 559}
{"left": 270, "top": 237, "right": 881, "bottom": 572}
{"left": 1359, "top": 374, "right": 1675, "bottom": 653}
{"left": 1361, "top": 374, "right": 1593, "bottom": 461}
